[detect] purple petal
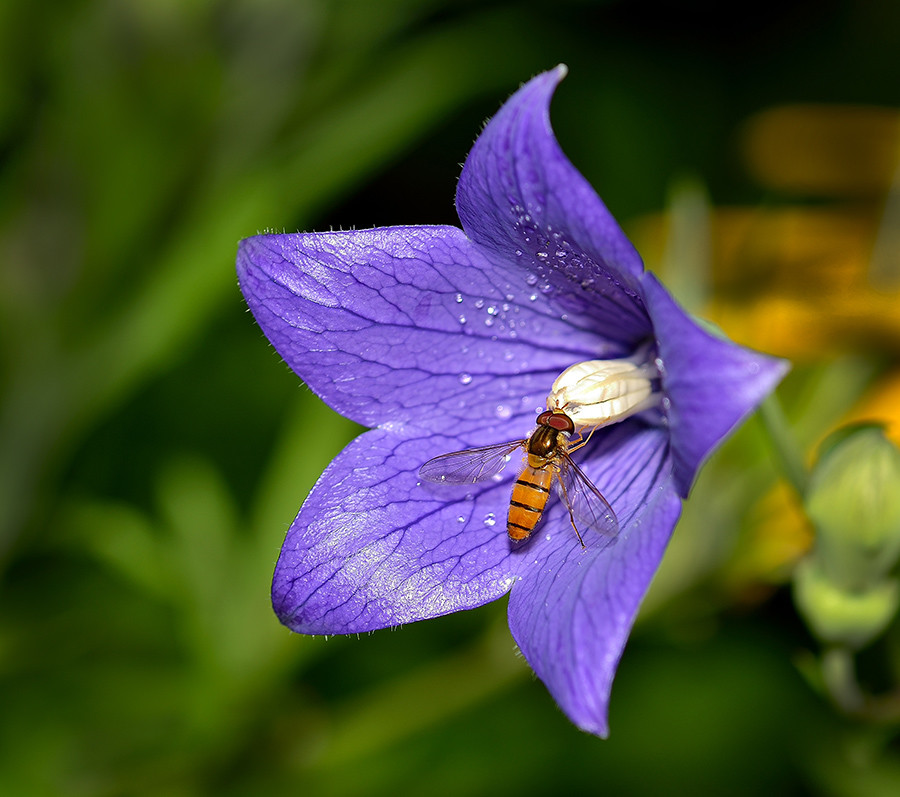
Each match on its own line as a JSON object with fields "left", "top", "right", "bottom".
{"left": 456, "top": 66, "right": 649, "bottom": 343}
{"left": 237, "top": 227, "right": 622, "bottom": 441}
{"left": 239, "top": 64, "right": 789, "bottom": 740}
{"left": 507, "top": 422, "right": 679, "bottom": 737}
{"left": 273, "top": 428, "right": 521, "bottom": 633}
{"left": 643, "top": 273, "right": 790, "bottom": 496}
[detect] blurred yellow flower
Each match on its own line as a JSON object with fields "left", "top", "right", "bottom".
{"left": 725, "top": 480, "right": 813, "bottom": 596}
{"left": 741, "top": 105, "right": 900, "bottom": 197}
{"left": 842, "top": 369, "right": 900, "bottom": 447}
{"left": 632, "top": 103, "right": 900, "bottom": 597}
{"left": 632, "top": 105, "right": 900, "bottom": 362}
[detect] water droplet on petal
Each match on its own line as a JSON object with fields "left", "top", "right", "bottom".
{"left": 455, "top": 293, "right": 463, "bottom": 303}
{"left": 458, "top": 315, "right": 467, "bottom": 325}
{"left": 474, "top": 298, "right": 484, "bottom": 309}
{"left": 495, "top": 404, "right": 512, "bottom": 420}
{"left": 459, "top": 373, "right": 473, "bottom": 385}
{"left": 483, "top": 513, "right": 496, "bottom": 527}
{"left": 525, "top": 274, "right": 538, "bottom": 286}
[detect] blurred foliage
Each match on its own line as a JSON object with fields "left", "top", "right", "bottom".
{"left": 1, "top": 0, "right": 900, "bottom": 794}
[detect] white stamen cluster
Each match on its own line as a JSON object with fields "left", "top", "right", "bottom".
{"left": 548, "top": 348, "right": 661, "bottom": 429}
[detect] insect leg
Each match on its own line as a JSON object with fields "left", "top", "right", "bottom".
{"left": 566, "top": 424, "right": 600, "bottom": 455}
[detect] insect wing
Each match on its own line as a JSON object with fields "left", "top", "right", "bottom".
{"left": 556, "top": 455, "right": 619, "bottom": 538}
{"left": 418, "top": 440, "right": 524, "bottom": 484}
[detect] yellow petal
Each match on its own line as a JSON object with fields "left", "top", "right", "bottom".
{"left": 741, "top": 105, "right": 900, "bottom": 196}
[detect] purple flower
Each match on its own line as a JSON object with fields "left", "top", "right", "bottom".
{"left": 236, "top": 65, "right": 787, "bottom": 736}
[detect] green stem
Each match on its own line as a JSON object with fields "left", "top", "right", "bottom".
{"left": 821, "top": 646, "right": 900, "bottom": 724}
{"left": 758, "top": 392, "right": 809, "bottom": 497}
{"left": 821, "top": 646, "right": 865, "bottom": 714}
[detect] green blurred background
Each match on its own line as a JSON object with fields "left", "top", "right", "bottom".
{"left": 2, "top": 1, "right": 899, "bottom": 794}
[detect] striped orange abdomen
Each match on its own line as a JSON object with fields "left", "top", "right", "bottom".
{"left": 507, "top": 465, "right": 553, "bottom": 541}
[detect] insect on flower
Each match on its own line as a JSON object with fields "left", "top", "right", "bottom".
{"left": 419, "top": 409, "right": 617, "bottom": 546}
{"left": 237, "top": 65, "right": 788, "bottom": 736}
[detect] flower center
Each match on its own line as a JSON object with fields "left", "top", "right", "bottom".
{"left": 547, "top": 345, "right": 662, "bottom": 429}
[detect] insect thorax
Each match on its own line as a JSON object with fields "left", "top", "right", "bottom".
{"left": 527, "top": 425, "right": 563, "bottom": 459}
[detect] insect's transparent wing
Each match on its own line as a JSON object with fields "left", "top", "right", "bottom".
{"left": 556, "top": 456, "right": 619, "bottom": 538}
{"left": 418, "top": 441, "right": 524, "bottom": 484}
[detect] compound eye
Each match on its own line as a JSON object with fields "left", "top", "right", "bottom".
{"left": 538, "top": 410, "right": 574, "bottom": 433}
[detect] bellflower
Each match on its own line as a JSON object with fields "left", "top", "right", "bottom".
{"left": 236, "top": 65, "right": 787, "bottom": 736}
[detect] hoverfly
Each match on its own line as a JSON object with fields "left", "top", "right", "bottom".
{"left": 418, "top": 409, "right": 618, "bottom": 547}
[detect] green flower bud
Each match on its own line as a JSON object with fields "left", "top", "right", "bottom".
{"left": 805, "top": 426, "right": 900, "bottom": 591}
{"left": 793, "top": 556, "right": 899, "bottom": 649}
